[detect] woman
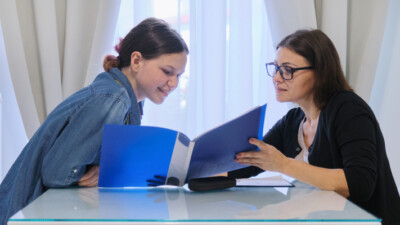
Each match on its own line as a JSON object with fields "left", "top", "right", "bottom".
{"left": 230, "top": 29, "right": 400, "bottom": 225}
{"left": 0, "top": 17, "right": 188, "bottom": 224}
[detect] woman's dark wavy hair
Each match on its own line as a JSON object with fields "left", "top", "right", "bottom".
{"left": 277, "top": 29, "right": 352, "bottom": 109}
{"left": 104, "top": 17, "right": 188, "bottom": 71}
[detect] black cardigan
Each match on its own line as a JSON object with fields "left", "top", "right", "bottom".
{"left": 229, "top": 91, "right": 400, "bottom": 225}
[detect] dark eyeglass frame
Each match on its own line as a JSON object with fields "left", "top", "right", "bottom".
{"left": 265, "top": 62, "right": 314, "bottom": 80}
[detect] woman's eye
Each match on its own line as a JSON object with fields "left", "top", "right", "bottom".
{"left": 282, "top": 66, "right": 292, "bottom": 75}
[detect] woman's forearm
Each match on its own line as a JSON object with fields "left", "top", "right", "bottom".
{"left": 281, "top": 158, "right": 349, "bottom": 197}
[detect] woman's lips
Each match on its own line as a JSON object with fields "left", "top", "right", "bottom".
{"left": 275, "top": 86, "right": 287, "bottom": 92}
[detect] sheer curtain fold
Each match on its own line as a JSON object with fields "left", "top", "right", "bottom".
{"left": 314, "top": 0, "right": 348, "bottom": 73}
{"left": 33, "top": 0, "right": 63, "bottom": 115}
{"left": 85, "top": 1, "right": 122, "bottom": 86}
{"left": 0, "top": 0, "right": 121, "bottom": 139}
{"left": 346, "top": 0, "right": 390, "bottom": 101}
{"left": 264, "top": 0, "right": 317, "bottom": 48}
{"left": 370, "top": 0, "right": 400, "bottom": 188}
{"left": 63, "top": 0, "right": 121, "bottom": 98}
{"left": 0, "top": 0, "right": 42, "bottom": 137}
{"left": 226, "top": 0, "right": 253, "bottom": 119}
{"left": 197, "top": 0, "right": 226, "bottom": 131}
{"left": 133, "top": 0, "right": 153, "bottom": 25}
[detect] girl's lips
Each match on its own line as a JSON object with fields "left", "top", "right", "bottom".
{"left": 158, "top": 87, "right": 169, "bottom": 96}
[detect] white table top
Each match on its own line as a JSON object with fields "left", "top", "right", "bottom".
{"left": 9, "top": 181, "right": 380, "bottom": 224}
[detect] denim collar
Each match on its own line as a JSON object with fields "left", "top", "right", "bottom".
{"left": 108, "top": 68, "right": 143, "bottom": 125}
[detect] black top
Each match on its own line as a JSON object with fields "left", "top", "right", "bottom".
{"left": 229, "top": 90, "right": 400, "bottom": 225}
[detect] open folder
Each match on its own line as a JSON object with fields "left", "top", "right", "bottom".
{"left": 98, "top": 104, "right": 266, "bottom": 188}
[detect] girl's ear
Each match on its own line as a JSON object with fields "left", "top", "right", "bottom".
{"left": 130, "top": 51, "right": 143, "bottom": 72}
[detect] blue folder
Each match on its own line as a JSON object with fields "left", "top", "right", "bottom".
{"left": 99, "top": 104, "right": 266, "bottom": 187}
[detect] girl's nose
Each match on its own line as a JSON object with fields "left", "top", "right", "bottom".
{"left": 168, "top": 75, "right": 179, "bottom": 89}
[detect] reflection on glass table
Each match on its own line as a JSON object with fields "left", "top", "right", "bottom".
{"left": 10, "top": 181, "right": 380, "bottom": 224}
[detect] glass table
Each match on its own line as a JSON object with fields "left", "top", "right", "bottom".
{"left": 9, "top": 181, "right": 380, "bottom": 224}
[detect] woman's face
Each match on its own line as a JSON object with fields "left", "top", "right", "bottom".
{"left": 273, "top": 47, "right": 315, "bottom": 106}
{"left": 134, "top": 52, "right": 187, "bottom": 104}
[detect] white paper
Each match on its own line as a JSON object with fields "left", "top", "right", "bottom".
{"left": 236, "top": 175, "right": 293, "bottom": 187}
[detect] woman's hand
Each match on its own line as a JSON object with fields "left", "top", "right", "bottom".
{"left": 234, "top": 138, "right": 289, "bottom": 172}
{"left": 236, "top": 138, "right": 349, "bottom": 197}
{"left": 78, "top": 165, "right": 99, "bottom": 187}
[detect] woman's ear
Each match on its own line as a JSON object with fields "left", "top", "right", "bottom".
{"left": 130, "top": 51, "right": 143, "bottom": 72}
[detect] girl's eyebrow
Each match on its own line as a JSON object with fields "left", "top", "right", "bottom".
{"left": 162, "top": 65, "right": 175, "bottom": 70}
{"left": 161, "top": 65, "right": 185, "bottom": 75}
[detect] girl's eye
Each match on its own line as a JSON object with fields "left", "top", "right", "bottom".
{"left": 162, "top": 69, "right": 171, "bottom": 75}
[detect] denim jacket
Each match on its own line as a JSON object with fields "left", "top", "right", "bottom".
{"left": 0, "top": 68, "right": 142, "bottom": 225}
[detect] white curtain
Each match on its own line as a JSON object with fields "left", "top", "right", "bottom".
{"left": 264, "top": 0, "right": 317, "bottom": 47}
{"left": 0, "top": 0, "right": 121, "bottom": 179}
{"left": 0, "top": 0, "right": 121, "bottom": 139}
{"left": 0, "top": 23, "right": 27, "bottom": 181}
{"left": 369, "top": 0, "right": 400, "bottom": 189}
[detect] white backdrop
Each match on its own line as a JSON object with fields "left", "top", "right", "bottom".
{"left": 0, "top": 0, "right": 399, "bottom": 189}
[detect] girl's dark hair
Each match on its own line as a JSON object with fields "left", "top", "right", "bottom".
{"left": 103, "top": 17, "right": 189, "bottom": 71}
{"left": 277, "top": 29, "right": 352, "bottom": 109}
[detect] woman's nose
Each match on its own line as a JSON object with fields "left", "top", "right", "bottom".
{"left": 273, "top": 71, "right": 283, "bottom": 82}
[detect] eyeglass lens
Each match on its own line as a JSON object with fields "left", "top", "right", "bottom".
{"left": 266, "top": 64, "right": 293, "bottom": 80}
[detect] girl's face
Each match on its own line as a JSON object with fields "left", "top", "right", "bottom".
{"left": 133, "top": 52, "right": 187, "bottom": 104}
{"left": 273, "top": 47, "right": 315, "bottom": 107}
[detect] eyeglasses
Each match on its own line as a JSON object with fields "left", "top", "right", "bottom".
{"left": 265, "top": 62, "right": 314, "bottom": 80}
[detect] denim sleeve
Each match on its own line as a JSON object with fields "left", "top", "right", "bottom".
{"left": 41, "top": 93, "right": 130, "bottom": 187}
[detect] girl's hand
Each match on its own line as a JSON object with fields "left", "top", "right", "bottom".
{"left": 78, "top": 165, "right": 99, "bottom": 187}
{"left": 234, "top": 138, "right": 289, "bottom": 172}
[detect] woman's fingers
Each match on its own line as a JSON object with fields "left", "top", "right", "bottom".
{"left": 235, "top": 138, "right": 268, "bottom": 159}
{"left": 248, "top": 138, "right": 265, "bottom": 148}
{"left": 235, "top": 138, "right": 288, "bottom": 172}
